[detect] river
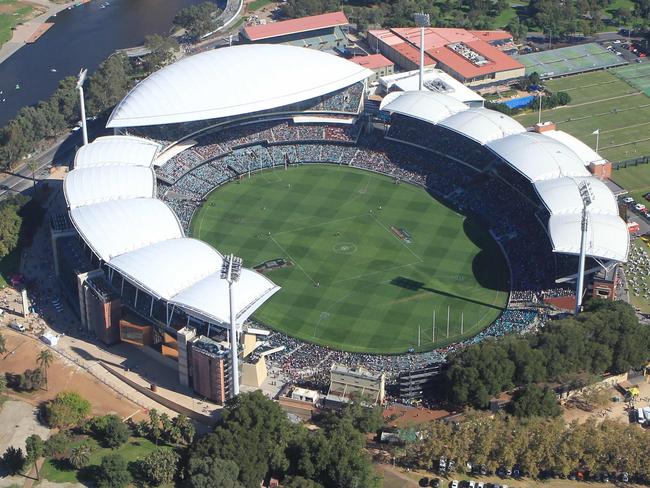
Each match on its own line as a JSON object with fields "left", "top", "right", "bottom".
{"left": 0, "top": 0, "right": 221, "bottom": 126}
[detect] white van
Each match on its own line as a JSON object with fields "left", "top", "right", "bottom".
{"left": 9, "top": 322, "right": 25, "bottom": 332}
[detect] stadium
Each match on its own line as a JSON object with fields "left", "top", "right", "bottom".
{"left": 59, "top": 44, "right": 629, "bottom": 402}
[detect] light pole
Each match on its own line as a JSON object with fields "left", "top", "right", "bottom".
{"left": 76, "top": 69, "right": 89, "bottom": 146}
{"left": 413, "top": 13, "right": 430, "bottom": 91}
{"left": 221, "top": 253, "right": 242, "bottom": 396}
{"left": 575, "top": 181, "right": 594, "bottom": 315}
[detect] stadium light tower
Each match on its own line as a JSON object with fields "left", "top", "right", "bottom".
{"left": 76, "top": 69, "right": 89, "bottom": 146}
{"left": 575, "top": 181, "right": 594, "bottom": 315}
{"left": 413, "top": 12, "right": 430, "bottom": 91}
{"left": 221, "top": 254, "right": 242, "bottom": 396}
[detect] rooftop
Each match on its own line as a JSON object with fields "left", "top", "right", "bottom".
{"left": 349, "top": 53, "right": 393, "bottom": 70}
{"left": 242, "top": 11, "right": 348, "bottom": 41}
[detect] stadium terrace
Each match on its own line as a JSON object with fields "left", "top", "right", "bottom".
{"left": 59, "top": 44, "right": 628, "bottom": 402}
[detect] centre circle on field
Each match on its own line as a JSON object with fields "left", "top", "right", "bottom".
{"left": 332, "top": 242, "right": 357, "bottom": 254}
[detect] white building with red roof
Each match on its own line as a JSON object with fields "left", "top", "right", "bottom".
{"left": 367, "top": 27, "right": 524, "bottom": 87}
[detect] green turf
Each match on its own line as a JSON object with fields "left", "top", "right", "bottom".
{"left": 192, "top": 165, "right": 509, "bottom": 354}
{"left": 0, "top": 0, "right": 36, "bottom": 46}
{"left": 513, "top": 71, "right": 650, "bottom": 162}
{"left": 611, "top": 163, "right": 650, "bottom": 203}
{"left": 516, "top": 43, "right": 626, "bottom": 78}
{"left": 40, "top": 437, "right": 168, "bottom": 484}
{"left": 612, "top": 62, "right": 650, "bottom": 96}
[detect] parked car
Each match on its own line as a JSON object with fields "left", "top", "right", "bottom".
{"left": 476, "top": 483, "right": 484, "bottom": 488}
{"left": 451, "top": 481, "right": 459, "bottom": 488}
{"left": 467, "top": 482, "right": 475, "bottom": 488}
{"left": 419, "top": 477, "right": 430, "bottom": 487}
{"left": 634, "top": 203, "right": 647, "bottom": 212}
{"left": 9, "top": 322, "right": 25, "bottom": 332}
{"left": 644, "top": 192, "right": 650, "bottom": 201}
{"left": 622, "top": 472, "right": 629, "bottom": 482}
{"left": 431, "top": 478, "right": 441, "bottom": 488}
{"left": 623, "top": 197, "right": 634, "bottom": 204}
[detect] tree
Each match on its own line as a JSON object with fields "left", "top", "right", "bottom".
{"left": 36, "top": 349, "right": 53, "bottom": 391}
{"left": 283, "top": 476, "right": 324, "bottom": 488}
{"left": 45, "top": 432, "right": 70, "bottom": 458}
{"left": 0, "top": 200, "right": 23, "bottom": 259}
{"left": 143, "top": 35, "right": 179, "bottom": 73}
{"left": 148, "top": 409, "right": 162, "bottom": 445}
{"left": 174, "top": 414, "right": 195, "bottom": 445}
{"left": 18, "top": 368, "right": 45, "bottom": 391}
{"left": 0, "top": 375, "right": 6, "bottom": 393}
{"left": 510, "top": 384, "right": 561, "bottom": 418}
{"left": 68, "top": 442, "right": 92, "bottom": 469}
{"left": 102, "top": 415, "right": 130, "bottom": 448}
{"left": 173, "top": 2, "right": 221, "bottom": 39}
{"left": 0, "top": 332, "right": 6, "bottom": 353}
{"left": 25, "top": 434, "right": 44, "bottom": 479}
{"left": 1, "top": 446, "right": 25, "bottom": 475}
{"left": 86, "top": 54, "right": 131, "bottom": 117}
{"left": 136, "top": 448, "right": 179, "bottom": 486}
{"left": 45, "top": 391, "right": 91, "bottom": 429}
{"left": 96, "top": 454, "right": 132, "bottom": 488}
{"left": 187, "top": 457, "right": 244, "bottom": 488}
{"left": 133, "top": 419, "right": 149, "bottom": 438}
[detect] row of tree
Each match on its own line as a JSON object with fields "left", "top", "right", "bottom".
{"left": 173, "top": 1, "right": 222, "bottom": 39}
{"left": 396, "top": 409, "right": 650, "bottom": 481}
{"left": 444, "top": 300, "right": 650, "bottom": 408}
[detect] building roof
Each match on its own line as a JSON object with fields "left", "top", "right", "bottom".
{"left": 378, "top": 68, "right": 484, "bottom": 105}
{"left": 487, "top": 132, "right": 591, "bottom": 182}
{"left": 107, "top": 44, "right": 371, "bottom": 128}
{"left": 242, "top": 11, "right": 348, "bottom": 41}
{"left": 64, "top": 166, "right": 156, "bottom": 209}
{"left": 349, "top": 53, "right": 393, "bottom": 70}
{"left": 370, "top": 27, "right": 523, "bottom": 80}
{"left": 542, "top": 129, "right": 607, "bottom": 166}
{"left": 74, "top": 136, "right": 160, "bottom": 168}
{"left": 108, "top": 238, "right": 223, "bottom": 300}
{"left": 548, "top": 213, "right": 629, "bottom": 262}
{"left": 438, "top": 107, "right": 526, "bottom": 144}
{"left": 70, "top": 198, "right": 183, "bottom": 262}
{"left": 471, "top": 30, "right": 513, "bottom": 42}
{"left": 380, "top": 90, "right": 469, "bottom": 125}
{"left": 534, "top": 177, "right": 619, "bottom": 216}
{"left": 169, "top": 270, "right": 281, "bottom": 327}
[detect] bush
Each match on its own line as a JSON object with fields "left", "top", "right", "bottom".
{"left": 68, "top": 442, "right": 92, "bottom": 469}
{"left": 102, "top": 415, "right": 130, "bottom": 448}
{"left": 1, "top": 446, "right": 25, "bottom": 475}
{"left": 96, "top": 454, "right": 132, "bottom": 488}
{"left": 45, "top": 391, "right": 91, "bottom": 429}
{"left": 45, "top": 431, "right": 70, "bottom": 458}
{"left": 17, "top": 368, "right": 44, "bottom": 391}
{"left": 135, "top": 449, "right": 180, "bottom": 486}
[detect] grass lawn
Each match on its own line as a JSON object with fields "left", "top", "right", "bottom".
{"left": 40, "top": 437, "right": 167, "bottom": 484}
{"left": 611, "top": 163, "right": 650, "bottom": 203}
{"left": 247, "top": 0, "right": 273, "bottom": 11}
{"left": 513, "top": 71, "right": 650, "bottom": 162}
{"left": 0, "top": 0, "right": 39, "bottom": 46}
{"left": 192, "top": 165, "right": 509, "bottom": 354}
{"left": 0, "top": 248, "right": 20, "bottom": 288}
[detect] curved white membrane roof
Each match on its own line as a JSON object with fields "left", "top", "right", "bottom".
{"left": 74, "top": 136, "right": 160, "bottom": 168}
{"left": 64, "top": 166, "right": 156, "bottom": 209}
{"left": 383, "top": 90, "right": 628, "bottom": 262}
{"left": 380, "top": 91, "right": 469, "bottom": 125}
{"left": 65, "top": 136, "right": 280, "bottom": 328}
{"left": 107, "top": 44, "right": 373, "bottom": 128}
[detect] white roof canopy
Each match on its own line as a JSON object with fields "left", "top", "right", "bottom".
{"left": 70, "top": 198, "right": 183, "bottom": 262}
{"left": 438, "top": 108, "right": 526, "bottom": 145}
{"left": 108, "top": 238, "right": 223, "bottom": 300}
{"left": 534, "top": 177, "right": 619, "bottom": 216}
{"left": 487, "top": 132, "right": 590, "bottom": 182}
{"left": 548, "top": 213, "right": 629, "bottom": 262}
{"left": 170, "top": 270, "right": 281, "bottom": 327}
{"left": 380, "top": 90, "right": 469, "bottom": 125}
{"left": 64, "top": 166, "right": 156, "bottom": 209}
{"left": 107, "top": 44, "right": 373, "bottom": 128}
{"left": 542, "top": 129, "right": 607, "bottom": 166}
{"left": 74, "top": 136, "right": 160, "bottom": 168}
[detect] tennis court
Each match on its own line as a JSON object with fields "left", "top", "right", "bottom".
{"left": 612, "top": 62, "right": 650, "bottom": 96}
{"left": 516, "top": 43, "right": 627, "bottom": 78}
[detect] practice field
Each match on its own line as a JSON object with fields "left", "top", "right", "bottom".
{"left": 515, "top": 43, "right": 626, "bottom": 78}
{"left": 192, "top": 165, "right": 509, "bottom": 354}
{"left": 513, "top": 70, "right": 650, "bottom": 162}
{"left": 612, "top": 62, "right": 650, "bottom": 96}
{"left": 611, "top": 162, "right": 650, "bottom": 203}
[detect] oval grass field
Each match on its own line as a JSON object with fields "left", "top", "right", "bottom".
{"left": 191, "top": 165, "right": 509, "bottom": 354}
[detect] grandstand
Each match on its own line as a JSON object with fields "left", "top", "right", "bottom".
{"left": 59, "top": 43, "right": 631, "bottom": 396}
{"left": 515, "top": 43, "right": 627, "bottom": 78}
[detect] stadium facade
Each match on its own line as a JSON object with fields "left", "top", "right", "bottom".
{"left": 56, "top": 44, "right": 629, "bottom": 403}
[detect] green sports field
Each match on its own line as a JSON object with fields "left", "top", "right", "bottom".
{"left": 513, "top": 70, "right": 650, "bottom": 162}
{"left": 192, "top": 165, "right": 509, "bottom": 354}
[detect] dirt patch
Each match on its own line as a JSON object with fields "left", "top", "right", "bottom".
{"left": 0, "top": 328, "right": 141, "bottom": 419}
{"left": 0, "top": 399, "right": 50, "bottom": 453}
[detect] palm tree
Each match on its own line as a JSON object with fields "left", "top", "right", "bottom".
{"left": 69, "top": 443, "right": 91, "bottom": 469}
{"left": 26, "top": 160, "right": 38, "bottom": 189}
{"left": 36, "top": 349, "right": 53, "bottom": 391}
{"left": 0, "top": 332, "right": 6, "bottom": 353}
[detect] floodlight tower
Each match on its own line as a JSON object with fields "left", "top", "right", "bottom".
{"left": 575, "top": 181, "right": 594, "bottom": 315}
{"left": 221, "top": 253, "right": 242, "bottom": 396}
{"left": 76, "top": 69, "right": 89, "bottom": 146}
{"left": 413, "top": 12, "right": 430, "bottom": 91}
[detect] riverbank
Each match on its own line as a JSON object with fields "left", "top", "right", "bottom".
{"left": 0, "top": 0, "right": 88, "bottom": 64}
